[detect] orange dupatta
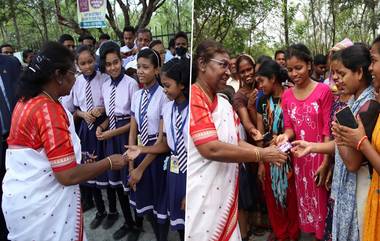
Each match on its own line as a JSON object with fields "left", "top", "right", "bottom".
{"left": 363, "top": 114, "right": 380, "bottom": 241}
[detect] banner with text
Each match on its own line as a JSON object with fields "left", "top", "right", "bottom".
{"left": 77, "top": 0, "right": 106, "bottom": 29}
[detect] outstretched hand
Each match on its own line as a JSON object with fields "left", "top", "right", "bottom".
{"left": 124, "top": 145, "right": 142, "bottom": 161}
{"left": 291, "top": 140, "right": 313, "bottom": 158}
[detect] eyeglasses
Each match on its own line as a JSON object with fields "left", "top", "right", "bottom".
{"left": 210, "top": 58, "right": 230, "bottom": 69}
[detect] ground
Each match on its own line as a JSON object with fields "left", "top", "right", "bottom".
{"left": 83, "top": 190, "right": 314, "bottom": 241}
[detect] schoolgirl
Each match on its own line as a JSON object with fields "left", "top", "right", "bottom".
{"left": 127, "top": 48, "right": 169, "bottom": 241}
{"left": 97, "top": 41, "right": 141, "bottom": 240}
{"left": 126, "top": 57, "right": 190, "bottom": 241}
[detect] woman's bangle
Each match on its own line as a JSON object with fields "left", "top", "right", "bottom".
{"left": 254, "top": 149, "right": 261, "bottom": 162}
{"left": 356, "top": 136, "right": 368, "bottom": 151}
{"left": 107, "top": 157, "right": 113, "bottom": 170}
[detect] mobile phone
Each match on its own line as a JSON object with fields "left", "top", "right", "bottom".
{"left": 263, "top": 132, "right": 273, "bottom": 143}
{"left": 335, "top": 106, "right": 358, "bottom": 129}
{"left": 278, "top": 141, "right": 292, "bottom": 153}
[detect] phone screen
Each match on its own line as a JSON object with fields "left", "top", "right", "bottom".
{"left": 335, "top": 106, "right": 358, "bottom": 129}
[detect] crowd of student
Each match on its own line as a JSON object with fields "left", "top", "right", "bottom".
{"left": 188, "top": 37, "right": 380, "bottom": 241}
{"left": 0, "top": 27, "right": 190, "bottom": 241}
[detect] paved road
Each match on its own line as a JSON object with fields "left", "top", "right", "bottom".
{"left": 83, "top": 189, "right": 179, "bottom": 241}
{"left": 83, "top": 190, "right": 314, "bottom": 241}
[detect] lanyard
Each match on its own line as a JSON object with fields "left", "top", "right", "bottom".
{"left": 269, "top": 96, "right": 283, "bottom": 135}
{"left": 138, "top": 90, "right": 155, "bottom": 132}
{"left": 170, "top": 103, "right": 189, "bottom": 155}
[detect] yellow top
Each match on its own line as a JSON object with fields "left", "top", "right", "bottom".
{"left": 363, "top": 114, "right": 380, "bottom": 241}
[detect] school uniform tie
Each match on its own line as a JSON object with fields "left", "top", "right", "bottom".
{"left": 109, "top": 84, "right": 116, "bottom": 130}
{"left": 140, "top": 89, "right": 149, "bottom": 145}
{"left": 85, "top": 80, "right": 94, "bottom": 130}
{"left": 175, "top": 108, "right": 187, "bottom": 173}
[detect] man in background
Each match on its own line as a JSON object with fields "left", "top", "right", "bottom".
{"left": 0, "top": 44, "right": 14, "bottom": 56}
{"left": 0, "top": 54, "right": 21, "bottom": 240}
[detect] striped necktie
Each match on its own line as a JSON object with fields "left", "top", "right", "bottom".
{"left": 140, "top": 89, "right": 149, "bottom": 145}
{"left": 108, "top": 84, "right": 116, "bottom": 130}
{"left": 85, "top": 80, "right": 94, "bottom": 130}
{"left": 175, "top": 107, "right": 187, "bottom": 173}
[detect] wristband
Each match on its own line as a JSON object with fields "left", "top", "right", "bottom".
{"left": 356, "top": 136, "right": 368, "bottom": 151}
{"left": 107, "top": 157, "right": 113, "bottom": 170}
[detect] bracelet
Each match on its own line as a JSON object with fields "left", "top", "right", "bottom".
{"left": 107, "top": 157, "right": 113, "bottom": 170}
{"left": 254, "top": 149, "right": 261, "bottom": 162}
{"left": 356, "top": 136, "right": 368, "bottom": 151}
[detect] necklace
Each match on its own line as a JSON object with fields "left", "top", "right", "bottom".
{"left": 195, "top": 81, "right": 213, "bottom": 102}
{"left": 41, "top": 90, "right": 57, "bottom": 102}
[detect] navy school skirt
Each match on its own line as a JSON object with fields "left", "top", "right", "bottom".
{"left": 166, "top": 156, "right": 186, "bottom": 230}
{"left": 78, "top": 116, "right": 108, "bottom": 187}
{"left": 129, "top": 135, "right": 169, "bottom": 224}
{"left": 103, "top": 116, "right": 131, "bottom": 190}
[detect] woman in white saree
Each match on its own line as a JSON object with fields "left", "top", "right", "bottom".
{"left": 2, "top": 42, "right": 128, "bottom": 241}
{"left": 186, "top": 40, "right": 288, "bottom": 241}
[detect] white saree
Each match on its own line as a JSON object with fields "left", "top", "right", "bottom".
{"left": 2, "top": 109, "right": 86, "bottom": 241}
{"left": 186, "top": 95, "right": 241, "bottom": 241}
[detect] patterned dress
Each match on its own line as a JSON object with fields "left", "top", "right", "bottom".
{"left": 282, "top": 83, "right": 333, "bottom": 239}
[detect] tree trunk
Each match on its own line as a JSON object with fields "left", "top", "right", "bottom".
{"left": 370, "top": 0, "right": 377, "bottom": 40}
{"left": 8, "top": 0, "right": 21, "bottom": 49}
{"left": 137, "top": 0, "right": 166, "bottom": 29}
{"left": 106, "top": 0, "right": 123, "bottom": 43}
{"left": 175, "top": 0, "right": 181, "bottom": 31}
{"left": 39, "top": 0, "right": 49, "bottom": 41}
{"left": 54, "top": 0, "right": 89, "bottom": 35}
{"left": 330, "top": 0, "right": 336, "bottom": 45}
{"left": 282, "top": 0, "right": 289, "bottom": 48}
{"left": 310, "top": 0, "right": 318, "bottom": 54}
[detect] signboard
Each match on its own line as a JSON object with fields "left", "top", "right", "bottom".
{"left": 77, "top": 0, "right": 106, "bottom": 29}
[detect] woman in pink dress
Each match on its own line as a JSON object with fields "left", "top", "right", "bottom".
{"left": 276, "top": 44, "right": 333, "bottom": 240}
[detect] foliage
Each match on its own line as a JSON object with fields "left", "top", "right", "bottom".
{"left": 193, "top": 0, "right": 276, "bottom": 50}
{"left": 0, "top": 0, "right": 191, "bottom": 51}
{"left": 194, "top": 0, "right": 380, "bottom": 58}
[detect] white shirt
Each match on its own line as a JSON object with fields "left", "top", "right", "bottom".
{"left": 101, "top": 74, "right": 139, "bottom": 116}
{"left": 131, "top": 82, "right": 169, "bottom": 135}
{"left": 72, "top": 71, "right": 107, "bottom": 111}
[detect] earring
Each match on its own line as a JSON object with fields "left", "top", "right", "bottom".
{"left": 201, "top": 68, "right": 205, "bottom": 72}
{"left": 58, "top": 80, "right": 63, "bottom": 85}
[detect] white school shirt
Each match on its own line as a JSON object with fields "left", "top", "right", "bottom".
{"left": 101, "top": 74, "right": 139, "bottom": 117}
{"left": 162, "top": 100, "right": 189, "bottom": 153}
{"left": 72, "top": 71, "right": 107, "bottom": 111}
{"left": 131, "top": 82, "right": 169, "bottom": 136}
{"left": 60, "top": 89, "right": 76, "bottom": 113}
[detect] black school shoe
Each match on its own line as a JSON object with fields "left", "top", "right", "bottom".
{"left": 113, "top": 224, "right": 136, "bottom": 240}
{"left": 126, "top": 227, "right": 141, "bottom": 241}
{"left": 82, "top": 202, "right": 95, "bottom": 213}
{"left": 102, "top": 212, "right": 119, "bottom": 229}
{"left": 90, "top": 211, "right": 107, "bottom": 229}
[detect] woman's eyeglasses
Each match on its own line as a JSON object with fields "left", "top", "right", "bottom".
{"left": 210, "top": 58, "right": 230, "bottom": 69}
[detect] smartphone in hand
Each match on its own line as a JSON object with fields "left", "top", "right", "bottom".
{"left": 335, "top": 106, "right": 358, "bottom": 129}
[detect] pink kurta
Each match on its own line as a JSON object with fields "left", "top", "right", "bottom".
{"left": 282, "top": 83, "right": 333, "bottom": 239}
